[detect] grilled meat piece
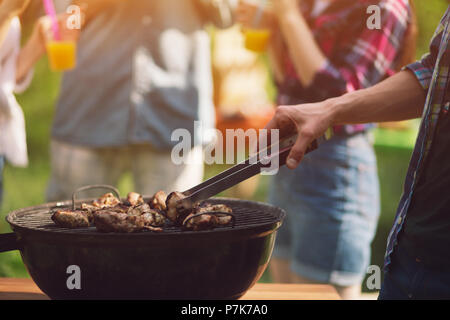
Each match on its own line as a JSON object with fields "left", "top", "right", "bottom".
{"left": 150, "top": 190, "right": 167, "bottom": 211}
{"left": 52, "top": 187, "right": 231, "bottom": 233}
{"left": 92, "top": 193, "right": 120, "bottom": 208}
{"left": 51, "top": 210, "right": 91, "bottom": 228}
{"left": 110, "top": 203, "right": 130, "bottom": 213}
{"left": 198, "top": 204, "right": 233, "bottom": 215}
{"left": 82, "top": 202, "right": 129, "bottom": 214}
{"left": 127, "top": 203, "right": 152, "bottom": 216}
{"left": 166, "top": 191, "right": 191, "bottom": 223}
{"left": 127, "top": 203, "right": 166, "bottom": 226}
{"left": 81, "top": 203, "right": 99, "bottom": 213}
{"left": 141, "top": 210, "right": 166, "bottom": 227}
{"left": 183, "top": 203, "right": 233, "bottom": 231}
{"left": 183, "top": 213, "right": 217, "bottom": 231}
{"left": 127, "top": 192, "right": 144, "bottom": 206}
{"left": 216, "top": 215, "right": 233, "bottom": 225}
{"left": 93, "top": 211, "right": 139, "bottom": 233}
{"left": 204, "top": 204, "right": 233, "bottom": 226}
{"left": 93, "top": 210, "right": 163, "bottom": 233}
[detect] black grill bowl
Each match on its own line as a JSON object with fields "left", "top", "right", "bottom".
{"left": 1, "top": 198, "right": 285, "bottom": 300}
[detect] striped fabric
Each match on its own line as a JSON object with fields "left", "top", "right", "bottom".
{"left": 384, "top": 6, "right": 450, "bottom": 270}
{"left": 277, "top": 0, "right": 412, "bottom": 135}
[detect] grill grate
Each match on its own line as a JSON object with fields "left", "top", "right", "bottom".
{"left": 7, "top": 198, "right": 284, "bottom": 235}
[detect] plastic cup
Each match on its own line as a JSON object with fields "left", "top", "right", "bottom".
{"left": 243, "top": 28, "right": 271, "bottom": 53}
{"left": 46, "top": 41, "right": 77, "bottom": 71}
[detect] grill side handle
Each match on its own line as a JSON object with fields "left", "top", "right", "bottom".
{"left": 0, "top": 233, "right": 20, "bottom": 252}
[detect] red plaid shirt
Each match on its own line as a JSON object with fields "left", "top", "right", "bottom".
{"left": 277, "top": 0, "right": 412, "bottom": 134}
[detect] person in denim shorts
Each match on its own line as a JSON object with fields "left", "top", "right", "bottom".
{"left": 237, "top": 0, "right": 416, "bottom": 298}
{"left": 263, "top": 4, "right": 450, "bottom": 299}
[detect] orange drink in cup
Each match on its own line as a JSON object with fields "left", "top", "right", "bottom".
{"left": 243, "top": 28, "right": 271, "bottom": 53}
{"left": 42, "top": 0, "right": 77, "bottom": 71}
{"left": 241, "top": 0, "right": 271, "bottom": 53}
{"left": 46, "top": 41, "right": 77, "bottom": 71}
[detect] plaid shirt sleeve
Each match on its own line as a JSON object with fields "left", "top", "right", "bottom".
{"left": 306, "top": 0, "right": 410, "bottom": 101}
{"left": 404, "top": 10, "right": 449, "bottom": 91}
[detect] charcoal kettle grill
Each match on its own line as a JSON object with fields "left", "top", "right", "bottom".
{"left": 0, "top": 133, "right": 326, "bottom": 299}
{"left": 0, "top": 196, "right": 285, "bottom": 299}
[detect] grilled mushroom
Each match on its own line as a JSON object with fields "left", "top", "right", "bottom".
{"left": 127, "top": 192, "right": 144, "bottom": 206}
{"left": 92, "top": 193, "right": 121, "bottom": 208}
{"left": 166, "top": 191, "right": 191, "bottom": 223}
{"left": 150, "top": 190, "right": 167, "bottom": 211}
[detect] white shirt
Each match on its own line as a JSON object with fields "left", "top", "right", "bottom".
{"left": 0, "top": 17, "right": 33, "bottom": 167}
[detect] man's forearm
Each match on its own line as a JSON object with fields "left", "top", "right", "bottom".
{"left": 266, "top": 69, "right": 428, "bottom": 168}
{"left": 329, "top": 70, "right": 426, "bottom": 125}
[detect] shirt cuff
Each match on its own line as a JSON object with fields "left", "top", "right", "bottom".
{"left": 403, "top": 60, "right": 433, "bottom": 91}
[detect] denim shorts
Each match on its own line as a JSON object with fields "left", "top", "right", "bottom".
{"left": 268, "top": 133, "right": 380, "bottom": 286}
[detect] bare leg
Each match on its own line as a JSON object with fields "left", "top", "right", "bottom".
{"left": 291, "top": 272, "right": 361, "bottom": 300}
{"left": 333, "top": 284, "right": 361, "bottom": 300}
{"left": 270, "top": 258, "right": 361, "bottom": 299}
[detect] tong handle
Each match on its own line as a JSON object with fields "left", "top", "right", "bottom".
{"left": 184, "top": 134, "right": 298, "bottom": 196}
{"left": 181, "top": 139, "right": 314, "bottom": 206}
{"left": 180, "top": 129, "right": 331, "bottom": 207}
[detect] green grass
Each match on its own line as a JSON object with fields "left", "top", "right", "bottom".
{"left": 414, "top": 0, "right": 449, "bottom": 58}
{"left": 0, "top": 0, "right": 447, "bottom": 285}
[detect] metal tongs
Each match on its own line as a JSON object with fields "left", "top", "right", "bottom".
{"left": 177, "top": 130, "right": 332, "bottom": 210}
